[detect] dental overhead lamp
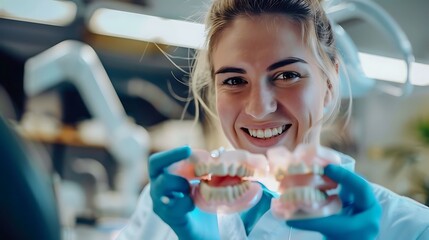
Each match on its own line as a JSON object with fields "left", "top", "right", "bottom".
{"left": 325, "top": 0, "right": 415, "bottom": 97}
{"left": 23, "top": 40, "right": 150, "bottom": 215}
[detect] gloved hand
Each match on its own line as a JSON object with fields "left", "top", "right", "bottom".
{"left": 286, "top": 164, "right": 382, "bottom": 240}
{"left": 148, "top": 146, "right": 220, "bottom": 240}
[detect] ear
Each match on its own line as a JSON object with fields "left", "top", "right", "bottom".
{"left": 323, "top": 82, "right": 333, "bottom": 108}
{"left": 323, "top": 62, "right": 339, "bottom": 108}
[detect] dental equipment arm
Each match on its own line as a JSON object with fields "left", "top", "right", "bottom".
{"left": 325, "top": 0, "right": 414, "bottom": 97}
{"left": 121, "top": 78, "right": 193, "bottom": 120}
{"left": 23, "top": 40, "right": 150, "bottom": 214}
{"left": 334, "top": 24, "right": 374, "bottom": 98}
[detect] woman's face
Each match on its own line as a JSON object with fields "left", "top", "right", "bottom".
{"left": 212, "top": 14, "right": 332, "bottom": 154}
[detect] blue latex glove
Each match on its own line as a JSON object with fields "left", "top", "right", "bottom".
{"left": 286, "top": 164, "right": 382, "bottom": 240}
{"left": 148, "top": 146, "right": 220, "bottom": 240}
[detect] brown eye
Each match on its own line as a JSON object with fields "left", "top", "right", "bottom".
{"left": 223, "top": 77, "right": 247, "bottom": 86}
{"left": 274, "top": 71, "right": 301, "bottom": 81}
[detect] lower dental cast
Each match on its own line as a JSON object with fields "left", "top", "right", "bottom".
{"left": 280, "top": 186, "right": 327, "bottom": 204}
{"left": 195, "top": 161, "right": 256, "bottom": 204}
{"left": 199, "top": 181, "right": 251, "bottom": 203}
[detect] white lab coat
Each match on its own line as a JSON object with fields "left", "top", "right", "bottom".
{"left": 116, "top": 153, "right": 429, "bottom": 240}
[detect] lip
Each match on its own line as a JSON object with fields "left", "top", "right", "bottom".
{"left": 240, "top": 124, "right": 292, "bottom": 148}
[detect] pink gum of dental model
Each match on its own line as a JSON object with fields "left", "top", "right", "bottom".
{"left": 266, "top": 144, "right": 342, "bottom": 220}
{"left": 168, "top": 148, "right": 268, "bottom": 214}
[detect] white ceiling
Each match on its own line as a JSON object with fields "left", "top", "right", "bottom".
{"left": 342, "top": 0, "right": 429, "bottom": 64}
{"left": 142, "top": 0, "right": 429, "bottom": 64}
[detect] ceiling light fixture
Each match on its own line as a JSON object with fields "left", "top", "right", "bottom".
{"left": 1, "top": 0, "right": 77, "bottom": 26}
{"left": 87, "top": 8, "right": 429, "bottom": 86}
{"left": 87, "top": 8, "right": 205, "bottom": 50}
{"left": 359, "top": 52, "right": 429, "bottom": 86}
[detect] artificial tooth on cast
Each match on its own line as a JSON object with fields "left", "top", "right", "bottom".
{"left": 225, "top": 186, "right": 233, "bottom": 202}
{"left": 236, "top": 165, "right": 246, "bottom": 177}
{"left": 232, "top": 185, "right": 240, "bottom": 199}
{"left": 200, "top": 182, "right": 250, "bottom": 202}
{"left": 288, "top": 162, "right": 310, "bottom": 174}
{"left": 196, "top": 162, "right": 254, "bottom": 178}
{"left": 228, "top": 163, "right": 237, "bottom": 176}
{"left": 188, "top": 155, "right": 200, "bottom": 164}
{"left": 274, "top": 168, "right": 287, "bottom": 180}
{"left": 311, "top": 164, "right": 324, "bottom": 175}
{"left": 280, "top": 187, "right": 327, "bottom": 203}
{"left": 200, "top": 182, "right": 210, "bottom": 201}
{"left": 195, "top": 163, "right": 207, "bottom": 177}
{"left": 213, "top": 163, "right": 228, "bottom": 175}
{"left": 243, "top": 167, "right": 250, "bottom": 177}
{"left": 240, "top": 181, "right": 250, "bottom": 193}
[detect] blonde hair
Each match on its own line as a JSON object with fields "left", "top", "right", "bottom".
{"left": 190, "top": 0, "right": 343, "bottom": 144}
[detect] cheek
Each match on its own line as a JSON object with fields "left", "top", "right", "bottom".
{"left": 302, "top": 87, "right": 325, "bottom": 116}
{"left": 278, "top": 89, "right": 309, "bottom": 118}
{"left": 216, "top": 93, "right": 236, "bottom": 130}
{"left": 301, "top": 88, "right": 326, "bottom": 131}
{"left": 278, "top": 85, "right": 325, "bottom": 122}
{"left": 216, "top": 92, "right": 227, "bottom": 118}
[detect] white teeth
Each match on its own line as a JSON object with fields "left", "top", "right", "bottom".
{"left": 226, "top": 186, "right": 234, "bottom": 202}
{"left": 248, "top": 125, "right": 287, "bottom": 139}
{"left": 274, "top": 168, "right": 287, "bottom": 181}
{"left": 264, "top": 129, "right": 273, "bottom": 138}
{"left": 212, "top": 163, "right": 227, "bottom": 176}
{"left": 287, "top": 162, "right": 310, "bottom": 174}
{"left": 280, "top": 186, "right": 327, "bottom": 204}
{"left": 200, "top": 181, "right": 250, "bottom": 203}
{"left": 228, "top": 163, "right": 237, "bottom": 176}
{"left": 195, "top": 163, "right": 207, "bottom": 177}
{"left": 311, "top": 164, "right": 324, "bottom": 175}
{"left": 273, "top": 163, "right": 324, "bottom": 177}
{"left": 272, "top": 127, "right": 278, "bottom": 136}
{"left": 236, "top": 165, "right": 246, "bottom": 177}
{"left": 194, "top": 162, "right": 254, "bottom": 177}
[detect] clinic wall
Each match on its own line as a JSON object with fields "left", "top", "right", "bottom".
{"left": 352, "top": 86, "right": 429, "bottom": 203}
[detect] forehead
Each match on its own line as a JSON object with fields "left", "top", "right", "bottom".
{"left": 212, "top": 14, "right": 311, "bottom": 69}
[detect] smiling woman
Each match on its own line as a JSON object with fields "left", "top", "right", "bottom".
{"left": 116, "top": 0, "right": 429, "bottom": 239}
{"left": 210, "top": 15, "right": 332, "bottom": 153}
{"left": 191, "top": 9, "right": 341, "bottom": 155}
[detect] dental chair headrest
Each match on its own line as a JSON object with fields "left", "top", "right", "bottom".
{"left": 0, "top": 116, "right": 61, "bottom": 240}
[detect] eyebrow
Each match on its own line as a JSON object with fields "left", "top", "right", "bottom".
{"left": 267, "top": 57, "right": 308, "bottom": 71}
{"left": 214, "top": 57, "right": 308, "bottom": 75}
{"left": 214, "top": 67, "right": 246, "bottom": 75}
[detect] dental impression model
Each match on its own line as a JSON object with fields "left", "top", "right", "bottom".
{"left": 266, "top": 144, "right": 342, "bottom": 220}
{"left": 169, "top": 148, "right": 268, "bottom": 213}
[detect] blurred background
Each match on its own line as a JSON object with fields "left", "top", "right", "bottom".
{"left": 1, "top": 0, "right": 429, "bottom": 239}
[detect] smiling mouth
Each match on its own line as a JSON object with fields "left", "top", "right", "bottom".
{"left": 242, "top": 124, "right": 292, "bottom": 139}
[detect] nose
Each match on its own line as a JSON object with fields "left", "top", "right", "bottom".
{"left": 245, "top": 83, "right": 277, "bottom": 119}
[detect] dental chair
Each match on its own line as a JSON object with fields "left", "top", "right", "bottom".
{"left": 0, "top": 115, "right": 61, "bottom": 240}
